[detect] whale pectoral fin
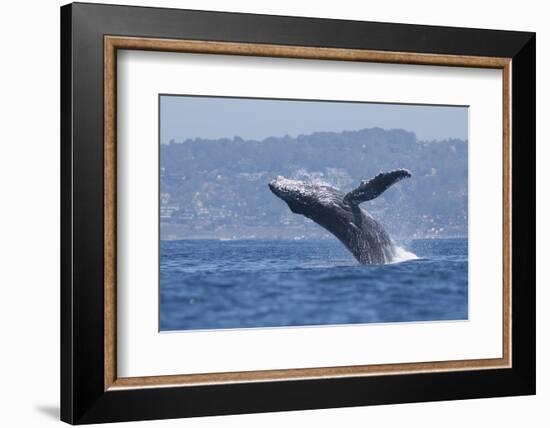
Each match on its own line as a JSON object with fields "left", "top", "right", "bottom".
{"left": 344, "top": 169, "right": 411, "bottom": 205}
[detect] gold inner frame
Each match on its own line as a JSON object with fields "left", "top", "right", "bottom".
{"left": 104, "top": 35, "right": 512, "bottom": 391}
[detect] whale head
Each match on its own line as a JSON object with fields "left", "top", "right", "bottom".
{"left": 268, "top": 176, "right": 342, "bottom": 216}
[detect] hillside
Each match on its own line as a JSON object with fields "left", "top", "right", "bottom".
{"left": 160, "top": 128, "right": 468, "bottom": 240}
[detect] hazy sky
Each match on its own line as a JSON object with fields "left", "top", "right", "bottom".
{"left": 160, "top": 95, "right": 468, "bottom": 144}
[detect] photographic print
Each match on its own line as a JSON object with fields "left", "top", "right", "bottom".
{"left": 62, "top": 7, "right": 534, "bottom": 422}
{"left": 159, "top": 95, "right": 468, "bottom": 331}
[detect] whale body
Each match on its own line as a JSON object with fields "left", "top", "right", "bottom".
{"left": 268, "top": 169, "right": 411, "bottom": 264}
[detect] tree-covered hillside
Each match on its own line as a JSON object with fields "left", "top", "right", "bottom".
{"left": 160, "top": 128, "right": 467, "bottom": 240}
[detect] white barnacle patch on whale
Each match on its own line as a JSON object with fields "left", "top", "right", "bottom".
{"left": 269, "top": 176, "right": 341, "bottom": 207}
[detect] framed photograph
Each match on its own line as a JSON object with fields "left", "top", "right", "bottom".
{"left": 60, "top": 2, "right": 535, "bottom": 424}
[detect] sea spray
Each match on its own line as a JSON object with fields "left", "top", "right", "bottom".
{"left": 391, "top": 245, "right": 419, "bottom": 264}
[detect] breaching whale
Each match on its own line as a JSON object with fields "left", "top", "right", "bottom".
{"left": 268, "top": 169, "right": 411, "bottom": 265}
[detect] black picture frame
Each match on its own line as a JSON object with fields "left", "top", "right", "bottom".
{"left": 61, "top": 2, "right": 535, "bottom": 424}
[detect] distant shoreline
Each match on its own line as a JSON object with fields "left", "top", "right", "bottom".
{"left": 160, "top": 236, "right": 468, "bottom": 242}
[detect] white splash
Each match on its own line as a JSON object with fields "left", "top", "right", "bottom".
{"left": 390, "top": 245, "right": 418, "bottom": 264}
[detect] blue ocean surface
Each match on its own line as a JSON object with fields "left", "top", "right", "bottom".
{"left": 160, "top": 238, "right": 468, "bottom": 331}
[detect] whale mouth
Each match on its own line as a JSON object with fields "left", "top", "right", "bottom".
{"left": 268, "top": 183, "right": 280, "bottom": 199}
{"left": 269, "top": 176, "right": 307, "bottom": 214}
{"left": 268, "top": 179, "right": 280, "bottom": 195}
{"left": 268, "top": 176, "right": 290, "bottom": 197}
{"left": 268, "top": 179, "right": 279, "bottom": 190}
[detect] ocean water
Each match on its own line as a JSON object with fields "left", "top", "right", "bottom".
{"left": 160, "top": 238, "right": 468, "bottom": 331}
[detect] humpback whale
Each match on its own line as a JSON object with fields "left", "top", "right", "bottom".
{"left": 268, "top": 169, "right": 411, "bottom": 265}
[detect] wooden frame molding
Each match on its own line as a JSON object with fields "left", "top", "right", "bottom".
{"left": 104, "top": 35, "right": 512, "bottom": 391}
